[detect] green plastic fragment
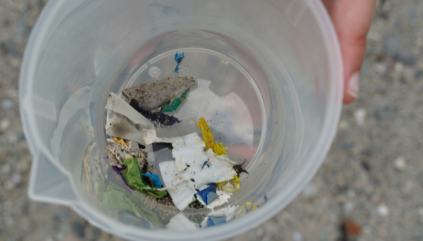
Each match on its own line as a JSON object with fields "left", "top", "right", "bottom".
{"left": 97, "top": 182, "right": 163, "bottom": 228}
{"left": 121, "top": 157, "right": 167, "bottom": 198}
{"left": 161, "top": 89, "right": 190, "bottom": 113}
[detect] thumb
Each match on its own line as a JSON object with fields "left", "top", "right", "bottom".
{"left": 323, "top": 0, "right": 376, "bottom": 104}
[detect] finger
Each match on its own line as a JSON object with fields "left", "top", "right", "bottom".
{"left": 323, "top": 0, "right": 376, "bottom": 104}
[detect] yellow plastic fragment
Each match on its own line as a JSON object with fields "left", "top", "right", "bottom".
{"left": 214, "top": 142, "right": 228, "bottom": 156}
{"left": 113, "top": 137, "right": 126, "bottom": 146}
{"left": 196, "top": 117, "right": 228, "bottom": 156}
{"left": 245, "top": 202, "right": 257, "bottom": 211}
{"left": 196, "top": 117, "right": 215, "bottom": 151}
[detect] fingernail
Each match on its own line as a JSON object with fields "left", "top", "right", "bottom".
{"left": 347, "top": 72, "right": 360, "bottom": 98}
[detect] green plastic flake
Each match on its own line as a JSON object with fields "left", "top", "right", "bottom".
{"left": 161, "top": 89, "right": 190, "bottom": 113}
{"left": 121, "top": 157, "right": 167, "bottom": 198}
{"left": 97, "top": 182, "right": 163, "bottom": 228}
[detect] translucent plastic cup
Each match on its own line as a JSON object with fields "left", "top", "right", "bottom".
{"left": 20, "top": 0, "right": 343, "bottom": 240}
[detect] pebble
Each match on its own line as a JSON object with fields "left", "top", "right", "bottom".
{"left": 375, "top": 64, "right": 387, "bottom": 73}
{"left": 16, "top": 159, "right": 31, "bottom": 172}
{"left": 4, "top": 181, "right": 14, "bottom": 190}
{"left": 55, "top": 210, "right": 69, "bottom": 221}
{"left": 11, "top": 173, "right": 22, "bottom": 184}
{"left": 377, "top": 204, "right": 389, "bottom": 217}
{"left": 344, "top": 220, "right": 362, "bottom": 237}
{"left": 0, "top": 118, "right": 11, "bottom": 131}
{"left": 394, "top": 62, "right": 404, "bottom": 73}
{"left": 72, "top": 222, "right": 85, "bottom": 238}
{"left": 2, "top": 99, "right": 13, "bottom": 109}
{"left": 1, "top": 164, "right": 12, "bottom": 174}
{"left": 343, "top": 201, "right": 354, "bottom": 216}
{"left": 385, "top": 36, "right": 402, "bottom": 55}
{"left": 394, "top": 53, "right": 417, "bottom": 65}
{"left": 415, "top": 70, "right": 423, "bottom": 79}
{"left": 354, "top": 108, "right": 366, "bottom": 126}
{"left": 394, "top": 157, "right": 406, "bottom": 170}
{"left": 338, "top": 120, "right": 348, "bottom": 130}
{"left": 302, "top": 183, "right": 319, "bottom": 198}
{"left": 292, "top": 232, "right": 303, "bottom": 241}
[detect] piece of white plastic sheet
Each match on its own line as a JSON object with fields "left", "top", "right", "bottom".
{"left": 105, "top": 92, "right": 158, "bottom": 145}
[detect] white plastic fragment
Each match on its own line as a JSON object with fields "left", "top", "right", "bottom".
{"left": 172, "top": 149, "right": 237, "bottom": 189}
{"left": 159, "top": 161, "right": 196, "bottom": 211}
{"left": 105, "top": 92, "right": 158, "bottom": 145}
{"left": 161, "top": 133, "right": 206, "bottom": 173}
{"left": 166, "top": 213, "right": 199, "bottom": 231}
{"left": 209, "top": 205, "right": 238, "bottom": 222}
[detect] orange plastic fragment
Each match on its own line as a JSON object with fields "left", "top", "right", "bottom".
{"left": 113, "top": 137, "right": 126, "bottom": 146}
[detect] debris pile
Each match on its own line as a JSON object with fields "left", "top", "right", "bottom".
{"left": 91, "top": 52, "right": 254, "bottom": 229}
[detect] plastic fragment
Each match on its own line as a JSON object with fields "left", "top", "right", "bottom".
{"left": 234, "top": 202, "right": 257, "bottom": 219}
{"left": 196, "top": 117, "right": 227, "bottom": 156}
{"left": 202, "top": 161, "right": 209, "bottom": 169}
{"left": 142, "top": 173, "right": 163, "bottom": 188}
{"left": 111, "top": 165, "right": 134, "bottom": 190}
{"left": 207, "top": 216, "right": 226, "bottom": 227}
{"left": 174, "top": 52, "right": 185, "bottom": 73}
{"left": 209, "top": 206, "right": 238, "bottom": 223}
{"left": 161, "top": 88, "right": 190, "bottom": 113}
{"left": 121, "top": 76, "right": 197, "bottom": 111}
{"left": 97, "top": 182, "right": 163, "bottom": 228}
{"left": 105, "top": 92, "right": 158, "bottom": 145}
{"left": 165, "top": 133, "right": 207, "bottom": 173}
{"left": 171, "top": 149, "right": 237, "bottom": 189}
{"left": 217, "top": 175, "right": 240, "bottom": 193}
{"left": 113, "top": 137, "right": 126, "bottom": 145}
{"left": 166, "top": 213, "right": 199, "bottom": 231}
{"left": 159, "top": 161, "right": 196, "bottom": 211}
{"left": 130, "top": 100, "right": 181, "bottom": 127}
{"left": 196, "top": 184, "right": 218, "bottom": 205}
{"left": 206, "top": 190, "right": 232, "bottom": 209}
{"left": 196, "top": 117, "right": 216, "bottom": 152}
{"left": 122, "top": 157, "right": 167, "bottom": 198}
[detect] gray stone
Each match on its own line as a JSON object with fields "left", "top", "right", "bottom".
{"left": 394, "top": 52, "right": 417, "bottom": 65}
{"left": 385, "top": 36, "right": 402, "bottom": 55}
{"left": 72, "top": 222, "right": 85, "bottom": 238}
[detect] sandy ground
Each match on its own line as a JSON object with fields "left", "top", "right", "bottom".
{"left": 1, "top": 0, "right": 423, "bottom": 240}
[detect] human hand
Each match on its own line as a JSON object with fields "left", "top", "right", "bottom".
{"left": 322, "top": 0, "right": 376, "bottom": 104}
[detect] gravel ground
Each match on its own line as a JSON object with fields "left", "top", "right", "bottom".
{"left": 1, "top": 0, "right": 423, "bottom": 240}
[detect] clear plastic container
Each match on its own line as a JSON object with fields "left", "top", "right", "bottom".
{"left": 20, "top": 0, "right": 343, "bottom": 240}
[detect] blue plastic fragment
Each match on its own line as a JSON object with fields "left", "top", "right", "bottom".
{"left": 174, "top": 52, "right": 185, "bottom": 73}
{"left": 196, "top": 183, "right": 217, "bottom": 204}
{"left": 206, "top": 192, "right": 219, "bottom": 203}
{"left": 207, "top": 216, "right": 226, "bottom": 227}
{"left": 201, "top": 161, "right": 209, "bottom": 169}
{"left": 142, "top": 173, "right": 163, "bottom": 188}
